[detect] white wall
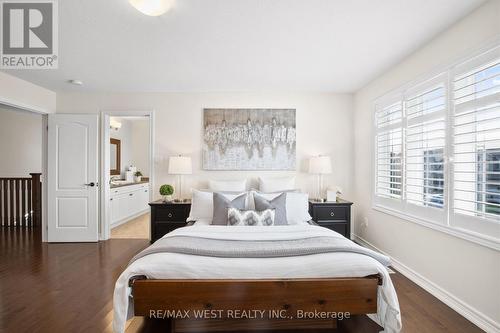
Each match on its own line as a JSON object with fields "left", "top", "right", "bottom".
{"left": 0, "top": 108, "right": 43, "bottom": 177}
{"left": 0, "top": 72, "right": 56, "bottom": 113}
{"left": 353, "top": 0, "right": 500, "bottom": 330}
{"left": 131, "top": 119, "right": 150, "bottom": 177}
{"left": 56, "top": 92, "right": 353, "bottom": 200}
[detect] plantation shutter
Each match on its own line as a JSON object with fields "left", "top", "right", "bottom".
{"left": 373, "top": 45, "right": 500, "bottom": 246}
{"left": 451, "top": 48, "right": 500, "bottom": 239}
{"left": 375, "top": 101, "right": 403, "bottom": 201}
{"left": 452, "top": 57, "right": 500, "bottom": 222}
{"left": 405, "top": 84, "right": 446, "bottom": 209}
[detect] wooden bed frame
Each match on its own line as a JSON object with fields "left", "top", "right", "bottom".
{"left": 131, "top": 274, "right": 382, "bottom": 332}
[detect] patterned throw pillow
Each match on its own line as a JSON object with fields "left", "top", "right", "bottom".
{"left": 227, "top": 208, "right": 276, "bottom": 226}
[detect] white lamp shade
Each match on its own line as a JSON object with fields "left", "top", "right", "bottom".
{"left": 168, "top": 156, "right": 192, "bottom": 175}
{"left": 309, "top": 156, "right": 332, "bottom": 174}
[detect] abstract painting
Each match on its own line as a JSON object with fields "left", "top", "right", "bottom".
{"left": 203, "top": 108, "right": 296, "bottom": 170}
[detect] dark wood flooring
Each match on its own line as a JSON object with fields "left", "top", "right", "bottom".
{"left": 0, "top": 228, "right": 483, "bottom": 333}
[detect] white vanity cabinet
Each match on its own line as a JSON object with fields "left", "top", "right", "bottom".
{"left": 110, "top": 183, "right": 149, "bottom": 227}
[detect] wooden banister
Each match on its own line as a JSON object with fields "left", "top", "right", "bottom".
{"left": 0, "top": 173, "right": 42, "bottom": 228}
{"left": 30, "top": 173, "right": 42, "bottom": 228}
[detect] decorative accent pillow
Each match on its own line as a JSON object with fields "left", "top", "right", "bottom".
{"left": 253, "top": 191, "right": 311, "bottom": 225}
{"left": 227, "top": 208, "right": 276, "bottom": 226}
{"left": 212, "top": 192, "right": 247, "bottom": 225}
{"left": 188, "top": 189, "right": 246, "bottom": 222}
{"left": 258, "top": 176, "right": 295, "bottom": 193}
{"left": 209, "top": 179, "right": 247, "bottom": 192}
{"left": 253, "top": 192, "right": 287, "bottom": 225}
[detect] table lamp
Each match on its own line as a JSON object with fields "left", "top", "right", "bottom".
{"left": 168, "top": 155, "right": 192, "bottom": 201}
{"left": 309, "top": 155, "right": 332, "bottom": 201}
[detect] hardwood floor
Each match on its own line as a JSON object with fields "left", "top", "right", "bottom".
{"left": 0, "top": 228, "right": 482, "bottom": 333}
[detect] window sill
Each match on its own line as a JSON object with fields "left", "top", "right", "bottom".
{"left": 372, "top": 205, "right": 500, "bottom": 251}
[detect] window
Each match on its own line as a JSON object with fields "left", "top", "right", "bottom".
{"left": 453, "top": 60, "right": 500, "bottom": 218}
{"left": 375, "top": 102, "right": 403, "bottom": 200}
{"left": 376, "top": 128, "right": 403, "bottom": 199}
{"left": 477, "top": 149, "right": 500, "bottom": 216}
{"left": 423, "top": 148, "right": 444, "bottom": 208}
{"left": 374, "top": 45, "right": 500, "bottom": 247}
{"left": 405, "top": 84, "right": 446, "bottom": 211}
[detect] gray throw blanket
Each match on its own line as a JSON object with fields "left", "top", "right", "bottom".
{"left": 130, "top": 235, "right": 391, "bottom": 267}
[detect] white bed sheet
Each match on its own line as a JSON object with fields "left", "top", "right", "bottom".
{"left": 191, "top": 218, "right": 311, "bottom": 226}
{"left": 113, "top": 225, "right": 401, "bottom": 333}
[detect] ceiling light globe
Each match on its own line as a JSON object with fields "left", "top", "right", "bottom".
{"left": 129, "top": 0, "right": 174, "bottom": 16}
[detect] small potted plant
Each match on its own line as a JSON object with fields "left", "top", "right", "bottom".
{"left": 159, "top": 184, "right": 174, "bottom": 202}
{"left": 134, "top": 171, "right": 143, "bottom": 182}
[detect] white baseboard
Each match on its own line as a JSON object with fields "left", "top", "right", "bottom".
{"left": 352, "top": 234, "right": 499, "bottom": 333}
{"left": 110, "top": 209, "right": 149, "bottom": 229}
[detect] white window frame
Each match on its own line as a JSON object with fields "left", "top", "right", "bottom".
{"left": 372, "top": 43, "right": 500, "bottom": 251}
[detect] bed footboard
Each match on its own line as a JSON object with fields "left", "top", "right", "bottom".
{"left": 131, "top": 275, "right": 381, "bottom": 331}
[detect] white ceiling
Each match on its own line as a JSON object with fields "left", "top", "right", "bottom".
{"left": 2, "top": 0, "right": 486, "bottom": 93}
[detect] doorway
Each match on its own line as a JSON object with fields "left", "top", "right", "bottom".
{"left": 101, "top": 111, "right": 154, "bottom": 241}
{"left": 0, "top": 106, "right": 46, "bottom": 236}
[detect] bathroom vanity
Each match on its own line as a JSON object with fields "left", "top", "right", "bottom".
{"left": 110, "top": 181, "right": 150, "bottom": 228}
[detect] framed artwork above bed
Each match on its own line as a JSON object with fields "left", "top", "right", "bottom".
{"left": 202, "top": 108, "right": 296, "bottom": 170}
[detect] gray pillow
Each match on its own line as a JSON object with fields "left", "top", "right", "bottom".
{"left": 253, "top": 192, "right": 287, "bottom": 225}
{"left": 212, "top": 192, "right": 247, "bottom": 225}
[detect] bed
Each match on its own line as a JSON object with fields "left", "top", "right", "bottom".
{"left": 113, "top": 220, "right": 402, "bottom": 333}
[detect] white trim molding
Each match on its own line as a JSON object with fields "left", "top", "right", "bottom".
{"left": 353, "top": 234, "right": 500, "bottom": 333}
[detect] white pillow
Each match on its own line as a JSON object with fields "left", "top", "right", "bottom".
{"left": 259, "top": 176, "right": 295, "bottom": 193}
{"left": 285, "top": 192, "right": 312, "bottom": 224}
{"left": 253, "top": 191, "right": 311, "bottom": 224}
{"left": 187, "top": 189, "right": 245, "bottom": 222}
{"left": 198, "top": 189, "right": 253, "bottom": 211}
{"left": 209, "top": 179, "right": 247, "bottom": 192}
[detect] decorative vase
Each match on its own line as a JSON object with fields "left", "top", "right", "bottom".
{"left": 163, "top": 195, "right": 172, "bottom": 202}
{"left": 134, "top": 176, "right": 142, "bottom": 182}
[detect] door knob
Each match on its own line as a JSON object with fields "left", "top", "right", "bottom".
{"left": 85, "top": 182, "right": 96, "bottom": 187}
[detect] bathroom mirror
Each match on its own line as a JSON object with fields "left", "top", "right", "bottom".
{"left": 110, "top": 138, "right": 121, "bottom": 175}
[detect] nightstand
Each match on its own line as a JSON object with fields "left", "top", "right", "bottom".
{"left": 149, "top": 200, "right": 191, "bottom": 243}
{"left": 308, "top": 199, "right": 353, "bottom": 239}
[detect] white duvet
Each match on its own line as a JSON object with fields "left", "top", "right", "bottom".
{"left": 113, "top": 224, "right": 401, "bottom": 333}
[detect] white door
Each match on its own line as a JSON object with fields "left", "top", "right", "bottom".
{"left": 48, "top": 114, "right": 99, "bottom": 242}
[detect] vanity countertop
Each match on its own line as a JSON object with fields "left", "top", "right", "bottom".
{"left": 110, "top": 180, "right": 149, "bottom": 189}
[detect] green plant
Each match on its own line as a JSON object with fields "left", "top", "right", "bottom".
{"left": 134, "top": 171, "right": 143, "bottom": 177}
{"left": 159, "top": 184, "right": 174, "bottom": 196}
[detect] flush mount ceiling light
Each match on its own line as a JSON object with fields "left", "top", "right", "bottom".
{"left": 110, "top": 119, "right": 122, "bottom": 130}
{"left": 129, "top": 0, "right": 174, "bottom": 16}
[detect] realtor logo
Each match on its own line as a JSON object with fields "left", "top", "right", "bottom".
{"left": 1, "top": 0, "right": 58, "bottom": 69}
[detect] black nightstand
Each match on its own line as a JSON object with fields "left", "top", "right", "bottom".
{"left": 149, "top": 200, "right": 191, "bottom": 243}
{"left": 308, "top": 199, "right": 353, "bottom": 239}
